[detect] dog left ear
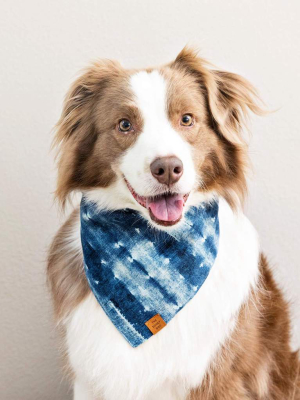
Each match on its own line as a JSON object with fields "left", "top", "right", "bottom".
{"left": 174, "top": 47, "right": 266, "bottom": 144}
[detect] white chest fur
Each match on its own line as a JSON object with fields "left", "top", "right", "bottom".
{"left": 66, "top": 199, "right": 260, "bottom": 400}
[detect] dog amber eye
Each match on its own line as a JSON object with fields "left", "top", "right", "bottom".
{"left": 118, "top": 119, "right": 132, "bottom": 132}
{"left": 180, "top": 114, "right": 193, "bottom": 126}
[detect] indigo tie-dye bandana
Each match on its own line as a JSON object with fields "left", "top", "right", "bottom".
{"left": 80, "top": 198, "right": 219, "bottom": 347}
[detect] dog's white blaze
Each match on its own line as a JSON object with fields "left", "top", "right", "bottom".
{"left": 68, "top": 199, "right": 260, "bottom": 400}
{"left": 120, "top": 70, "right": 196, "bottom": 197}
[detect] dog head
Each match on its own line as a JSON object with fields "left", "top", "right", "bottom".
{"left": 54, "top": 48, "right": 263, "bottom": 228}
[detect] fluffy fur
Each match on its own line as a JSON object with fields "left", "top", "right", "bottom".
{"left": 48, "top": 48, "right": 300, "bottom": 399}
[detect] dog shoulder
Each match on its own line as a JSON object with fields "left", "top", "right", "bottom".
{"left": 47, "top": 208, "right": 89, "bottom": 322}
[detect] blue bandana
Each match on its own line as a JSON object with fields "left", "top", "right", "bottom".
{"left": 80, "top": 198, "right": 219, "bottom": 347}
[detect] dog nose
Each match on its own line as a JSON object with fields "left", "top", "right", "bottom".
{"left": 150, "top": 156, "right": 183, "bottom": 185}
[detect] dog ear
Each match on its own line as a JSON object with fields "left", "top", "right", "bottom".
{"left": 53, "top": 60, "right": 121, "bottom": 208}
{"left": 174, "top": 47, "right": 265, "bottom": 144}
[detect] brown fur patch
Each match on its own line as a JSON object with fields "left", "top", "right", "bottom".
{"left": 47, "top": 208, "right": 88, "bottom": 321}
{"left": 54, "top": 60, "right": 144, "bottom": 208}
{"left": 161, "top": 63, "right": 248, "bottom": 208}
{"left": 188, "top": 255, "right": 300, "bottom": 399}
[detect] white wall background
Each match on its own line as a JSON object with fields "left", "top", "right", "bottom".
{"left": 0, "top": 0, "right": 299, "bottom": 399}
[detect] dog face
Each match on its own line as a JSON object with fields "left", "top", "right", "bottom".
{"left": 55, "top": 48, "right": 263, "bottom": 228}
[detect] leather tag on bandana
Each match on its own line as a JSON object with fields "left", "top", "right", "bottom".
{"left": 145, "top": 314, "right": 167, "bottom": 335}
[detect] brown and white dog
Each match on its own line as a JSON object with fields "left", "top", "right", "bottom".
{"left": 48, "top": 48, "right": 300, "bottom": 400}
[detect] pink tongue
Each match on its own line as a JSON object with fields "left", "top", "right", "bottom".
{"left": 146, "top": 194, "right": 184, "bottom": 222}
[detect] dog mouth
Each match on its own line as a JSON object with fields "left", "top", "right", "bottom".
{"left": 124, "top": 178, "right": 189, "bottom": 226}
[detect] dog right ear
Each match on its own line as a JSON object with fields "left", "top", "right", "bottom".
{"left": 53, "top": 60, "right": 121, "bottom": 208}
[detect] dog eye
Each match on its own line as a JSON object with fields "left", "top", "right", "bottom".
{"left": 118, "top": 119, "right": 132, "bottom": 132}
{"left": 180, "top": 114, "right": 194, "bottom": 126}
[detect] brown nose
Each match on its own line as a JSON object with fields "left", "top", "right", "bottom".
{"left": 150, "top": 156, "right": 183, "bottom": 185}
